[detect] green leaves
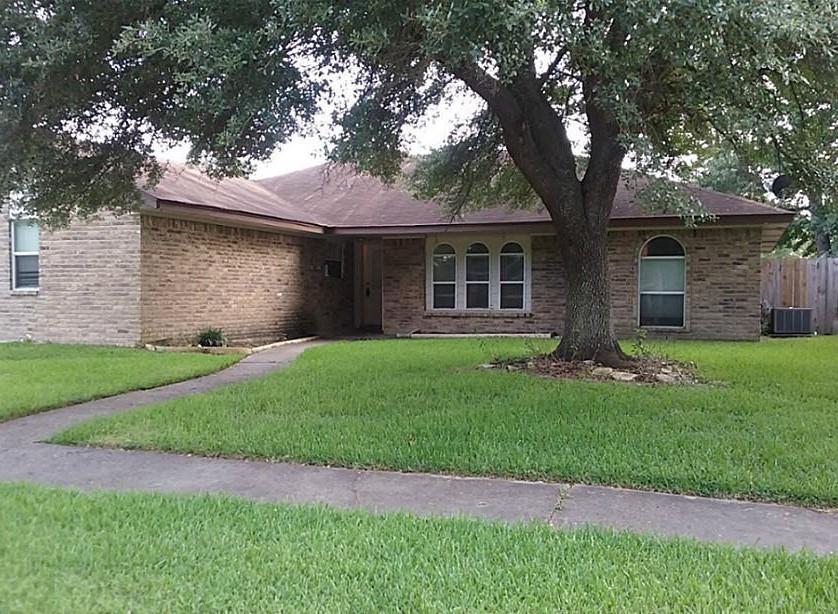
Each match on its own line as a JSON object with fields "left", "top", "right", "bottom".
{"left": 2, "top": 0, "right": 836, "bottom": 226}
{"left": 1, "top": 1, "right": 317, "bottom": 224}
{"left": 630, "top": 176, "right": 717, "bottom": 228}
{"left": 409, "top": 109, "right": 542, "bottom": 214}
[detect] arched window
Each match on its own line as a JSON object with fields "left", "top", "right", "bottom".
{"left": 639, "top": 236, "right": 686, "bottom": 327}
{"left": 431, "top": 244, "right": 456, "bottom": 309}
{"left": 499, "top": 242, "right": 525, "bottom": 309}
{"left": 426, "top": 236, "right": 532, "bottom": 311}
{"left": 465, "top": 242, "right": 490, "bottom": 308}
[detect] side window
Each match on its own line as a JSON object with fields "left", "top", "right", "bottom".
{"left": 499, "top": 242, "right": 525, "bottom": 309}
{"left": 11, "top": 219, "right": 40, "bottom": 290}
{"left": 639, "top": 236, "right": 685, "bottom": 327}
{"left": 324, "top": 259, "right": 343, "bottom": 279}
{"left": 324, "top": 239, "right": 344, "bottom": 279}
{"left": 431, "top": 243, "right": 456, "bottom": 309}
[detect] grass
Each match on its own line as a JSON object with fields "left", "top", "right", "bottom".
{"left": 53, "top": 337, "right": 838, "bottom": 506}
{"left": 0, "top": 342, "right": 240, "bottom": 421}
{"left": 0, "top": 483, "right": 835, "bottom": 612}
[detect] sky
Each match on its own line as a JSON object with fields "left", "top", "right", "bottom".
{"left": 155, "top": 93, "right": 589, "bottom": 180}
{"left": 154, "top": 93, "right": 484, "bottom": 179}
{"left": 155, "top": 135, "right": 327, "bottom": 179}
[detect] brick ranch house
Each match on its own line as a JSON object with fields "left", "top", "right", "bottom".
{"left": 1, "top": 164, "right": 793, "bottom": 346}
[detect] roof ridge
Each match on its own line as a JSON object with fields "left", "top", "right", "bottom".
{"left": 254, "top": 162, "right": 328, "bottom": 184}
{"left": 683, "top": 182, "right": 790, "bottom": 214}
{"left": 142, "top": 162, "right": 329, "bottom": 227}
{"left": 161, "top": 162, "right": 302, "bottom": 207}
{"left": 149, "top": 161, "right": 794, "bottom": 231}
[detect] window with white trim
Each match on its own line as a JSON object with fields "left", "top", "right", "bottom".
{"left": 465, "top": 242, "right": 490, "bottom": 309}
{"left": 431, "top": 243, "right": 456, "bottom": 309}
{"left": 639, "top": 236, "right": 685, "bottom": 327}
{"left": 10, "top": 219, "right": 40, "bottom": 290}
{"left": 499, "top": 242, "right": 525, "bottom": 309}
{"left": 426, "top": 236, "right": 531, "bottom": 311}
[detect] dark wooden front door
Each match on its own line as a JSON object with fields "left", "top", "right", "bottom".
{"left": 355, "top": 239, "right": 382, "bottom": 331}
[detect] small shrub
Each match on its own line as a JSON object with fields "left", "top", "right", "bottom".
{"left": 631, "top": 328, "right": 649, "bottom": 357}
{"left": 760, "top": 302, "right": 773, "bottom": 336}
{"left": 196, "top": 328, "right": 226, "bottom": 348}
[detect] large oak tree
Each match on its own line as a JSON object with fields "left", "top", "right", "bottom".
{"left": 2, "top": 1, "right": 837, "bottom": 364}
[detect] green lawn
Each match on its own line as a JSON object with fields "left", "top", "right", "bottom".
{"left": 0, "top": 484, "right": 834, "bottom": 612}
{"left": 53, "top": 337, "right": 838, "bottom": 506}
{"left": 0, "top": 342, "right": 240, "bottom": 421}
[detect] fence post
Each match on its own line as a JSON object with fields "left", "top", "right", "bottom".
{"left": 826, "top": 257, "right": 838, "bottom": 335}
{"left": 811, "top": 257, "right": 821, "bottom": 333}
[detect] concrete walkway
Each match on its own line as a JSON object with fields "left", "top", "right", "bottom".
{"left": 1, "top": 340, "right": 836, "bottom": 555}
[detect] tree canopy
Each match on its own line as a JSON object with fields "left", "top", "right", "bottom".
{"left": 2, "top": 1, "right": 836, "bottom": 225}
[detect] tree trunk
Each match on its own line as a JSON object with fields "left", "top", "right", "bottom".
{"left": 551, "top": 222, "right": 631, "bottom": 367}
{"left": 814, "top": 228, "right": 832, "bottom": 256}
{"left": 451, "top": 56, "right": 629, "bottom": 366}
{"left": 809, "top": 191, "right": 833, "bottom": 256}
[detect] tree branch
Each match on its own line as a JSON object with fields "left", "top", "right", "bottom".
{"left": 447, "top": 59, "right": 581, "bottom": 218}
{"left": 581, "top": 19, "right": 628, "bottom": 225}
{"left": 446, "top": 60, "right": 521, "bottom": 123}
{"left": 510, "top": 60, "right": 580, "bottom": 184}
{"left": 538, "top": 47, "right": 569, "bottom": 84}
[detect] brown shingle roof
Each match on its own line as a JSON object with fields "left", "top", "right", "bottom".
{"left": 256, "top": 164, "right": 792, "bottom": 229}
{"left": 144, "top": 164, "right": 325, "bottom": 226}
{"left": 143, "top": 162, "right": 793, "bottom": 232}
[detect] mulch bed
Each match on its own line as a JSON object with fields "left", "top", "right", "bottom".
{"left": 483, "top": 354, "right": 700, "bottom": 385}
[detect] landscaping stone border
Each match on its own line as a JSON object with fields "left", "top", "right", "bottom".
{"left": 143, "top": 335, "right": 320, "bottom": 355}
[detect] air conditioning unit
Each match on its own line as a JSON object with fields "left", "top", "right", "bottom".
{"left": 771, "top": 307, "right": 814, "bottom": 336}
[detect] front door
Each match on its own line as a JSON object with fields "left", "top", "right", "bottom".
{"left": 355, "top": 239, "right": 382, "bottom": 331}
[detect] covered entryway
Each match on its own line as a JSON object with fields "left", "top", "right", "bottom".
{"left": 354, "top": 238, "right": 382, "bottom": 331}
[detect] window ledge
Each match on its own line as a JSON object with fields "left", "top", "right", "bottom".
{"left": 10, "top": 289, "right": 39, "bottom": 296}
{"left": 641, "top": 325, "right": 686, "bottom": 331}
{"left": 424, "top": 310, "right": 533, "bottom": 319}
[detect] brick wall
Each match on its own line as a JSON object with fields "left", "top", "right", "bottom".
{"left": 610, "top": 227, "right": 762, "bottom": 340}
{"left": 1, "top": 205, "right": 761, "bottom": 345}
{"left": 139, "top": 215, "right": 353, "bottom": 345}
{"left": 0, "top": 206, "right": 142, "bottom": 345}
{"left": 381, "top": 227, "right": 762, "bottom": 340}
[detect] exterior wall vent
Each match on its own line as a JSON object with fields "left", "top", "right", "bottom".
{"left": 771, "top": 307, "right": 814, "bottom": 336}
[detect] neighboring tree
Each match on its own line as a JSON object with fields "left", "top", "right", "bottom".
{"left": 777, "top": 214, "right": 838, "bottom": 256}
{"left": 2, "top": 1, "right": 837, "bottom": 365}
{"left": 691, "top": 147, "right": 767, "bottom": 203}
{"left": 750, "top": 61, "right": 838, "bottom": 257}
{"left": 685, "top": 42, "right": 838, "bottom": 258}
{"left": 691, "top": 145, "right": 838, "bottom": 256}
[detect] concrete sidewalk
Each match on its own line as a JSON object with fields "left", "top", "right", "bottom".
{"left": 1, "top": 340, "right": 836, "bottom": 555}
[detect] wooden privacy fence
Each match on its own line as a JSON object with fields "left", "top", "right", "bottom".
{"left": 761, "top": 256, "right": 838, "bottom": 334}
